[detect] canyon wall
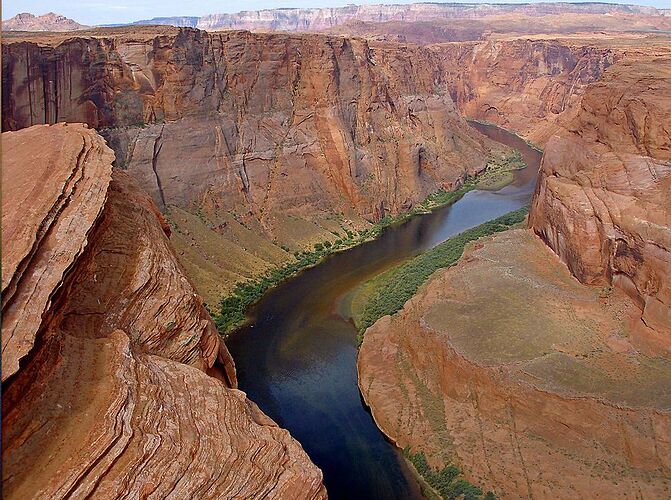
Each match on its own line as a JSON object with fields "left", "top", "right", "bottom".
{"left": 1, "top": 123, "right": 326, "bottom": 499}
{"left": 2, "top": 27, "right": 496, "bottom": 303}
{"left": 434, "top": 38, "right": 617, "bottom": 144}
{"left": 2, "top": 28, "right": 490, "bottom": 219}
{"left": 529, "top": 43, "right": 671, "bottom": 347}
{"left": 356, "top": 32, "right": 670, "bottom": 498}
{"left": 359, "top": 229, "right": 671, "bottom": 498}
{"left": 137, "top": 3, "right": 670, "bottom": 32}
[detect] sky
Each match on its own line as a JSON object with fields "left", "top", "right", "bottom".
{"left": 3, "top": 0, "right": 670, "bottom": 26}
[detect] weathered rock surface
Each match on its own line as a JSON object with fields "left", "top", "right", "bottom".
{"left": 2, "top": 28, "right": 491, "bottom": 218}
{"left": 1, "top": 124, "right": 326, "bottom": 499}
{"left": 169, "top": 3, "right": 671, "bottom": 32}
{"left": 2, "top": 27, "right": 497, "bottom": 302}
{"left": 529, "top": 44, "right": 671, "bottom": 348}
{"left": 2, "top": 123, "right": 112, "bottom": 381}
{"left": 435, "top": 37, "right": 617, "bottom": 144}
{"left": 1, "top": 12, "right": 88, "bottom": 32}
{"left": 359, "top": 229, "right": 671, "bottom": 498}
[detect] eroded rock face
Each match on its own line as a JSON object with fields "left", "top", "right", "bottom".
{"left": 1, "top": 123, "right": 113, "bottom": 381}
{"left": 1, "top": 12, "right": 88, "bottom": 32}
{"left": 2, "top": 27, "right": 498, "bottom": 303}
{"left": 1, "top": 124, "right": 326, "bottom": 499}
{"left": 2, "top": 28, "right": 491, "bottom": 222}
{"left": 435, "top": 38, "right": 617, "bottom": 144}
{"left": 529, "top": 49, "right": 671, "bottom": 347}
{"left": 358, "top": 229, "right": 671, "bottom": 498}
{"left": 194, "top": 4, "right": 669, "bottom": 32}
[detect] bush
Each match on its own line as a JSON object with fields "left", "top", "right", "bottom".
{"left": 403, "top": 448, "right": 491, "bottom": 499}
{"left": 354, "top": 206, "right": 528, "bottom": 341}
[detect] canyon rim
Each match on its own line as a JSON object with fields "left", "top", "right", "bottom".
{"left": 2, "top": 2, "right": 670, "bottom": 499}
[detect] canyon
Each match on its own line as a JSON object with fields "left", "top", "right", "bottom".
{"left": 2, "top": 123, "right": 326, "bottom": 498}
{"left": 2, "top": 4, "right": 671, "bottom": 499}
{"left": 357, "top": 30, "right": 671, "bottom": 500}
{"left": 2, "top": 27, "right": 497, "bottom": 305}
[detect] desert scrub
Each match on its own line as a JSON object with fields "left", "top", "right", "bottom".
{"left": 403, "top": 448, "right": 495, "bottom": 500}
{"left": 215, "top": 168, "right": 521, "bottom": 336}
{"left": 353, "top": 206, "right": 529, "bottom": 342}
{"left": 476, "top": 150, "right": 526, "bottom": 191}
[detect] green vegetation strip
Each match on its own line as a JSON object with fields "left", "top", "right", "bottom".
{"left": 216, "top": 150, "right": 527, "bottom": 336}
{"left": 352, "top": 206, "right": 529, "bottom": 342}
{"left": 404, "top": 449, "right": 496, "bottom": 500}
{"left": 215, "top": 180, "right": 477, "bottom": 335}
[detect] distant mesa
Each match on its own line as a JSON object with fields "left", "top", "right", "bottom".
{"left": 2, "top": 12, "right": 89, "bottom": 31}
{"left": 124, "top": 3, "right": 671, "bottom": 31}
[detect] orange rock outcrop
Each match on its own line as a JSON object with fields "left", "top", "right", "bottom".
{"left": 359, "top": 229, "right": 671, "bottom": 498}
{"left": 358, "top": 32, "right": 670, "bottom": 498}
{"left": 1, "top": 123, "right": 326, "bottom": 499}
{"left": 529, "top": 41, "right": 671, "bottom": 347}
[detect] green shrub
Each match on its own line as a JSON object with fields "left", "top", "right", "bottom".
{"left": 403, "top": 448, "right": 491, "bottom": 499}
{"left": 354, "top": 206, "right": 528, "bottom": 342}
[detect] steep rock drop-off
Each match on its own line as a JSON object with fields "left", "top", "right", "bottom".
{"left": 359, "top": 229, "right": 671, "bottom": 498}
{"left": 435, "top": 37, "right": 617, "bottom": 144}
{"left": 529, "top": 43, "right": 671, "bottom": 349}
{"left": 2, "top": 27, "right": 497, "bottom": 304}
{"left": 1, "top": 124, "right": 326, "bottom": 499}
{"left": 358, "top": 34, "right": 671, "bottom": 498}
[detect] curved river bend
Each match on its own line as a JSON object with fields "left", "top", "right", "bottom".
{"left": 227, "top": 123, "right": 543, "bottom": 498}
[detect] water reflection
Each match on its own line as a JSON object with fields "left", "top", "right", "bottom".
{"left": 227, "top": 123, "right": 542, "bottom": 499}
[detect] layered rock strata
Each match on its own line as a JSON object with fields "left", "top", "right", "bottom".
{"left": 1, "top": 124, "right": 326, "bottom": 499}
{"left": 529, "top": 44, "right": 671, "bottom": 347}
{"left": 147, "top": 3, "right": 671, "bottom": 32}
{"left": 1, "top": 12, "right": 88, "bottom": 32}
{"left": 2, "top": 27, "right": 496, "bottom": 302}
{"left": 1, "top": 28, "right": 490, "bottom": 218}
{"left": 357, "top": 34, "right": 671, "bottom": 498}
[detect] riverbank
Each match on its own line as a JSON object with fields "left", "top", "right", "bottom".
{"left": 216, "top": 149, "right": 529, "bottom": 336}
{"left": 349, "top": 207, "right": 529, "bottom": 343}
{"left": 225, "top": 122, "right": 544, "bottom": 498}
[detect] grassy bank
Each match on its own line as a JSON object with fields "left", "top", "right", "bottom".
{"left": 404, "top": 449, "right": 495, "bottom": 500}
{"left": 351, "top": 206, "right": 529, "bottom": 343}
{"left": 215, "top": 186, "right": 474, "bottom": 335}
{"left": 215, "top": 152, "right": 527, "bottom": 336}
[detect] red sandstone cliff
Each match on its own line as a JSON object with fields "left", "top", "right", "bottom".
{"left": 356, "top": 33, "right": 671, "bottom": 498}
{"left": 529, "top": 45, "right": 671, "bottom": 348}
{"left": 2, "top": 28, "right": 491, "bottom": 221}
{"left": 1, "top": 123, "right": 326, "bottom": 498}
{"left": 2, "top": 27, "right": 498, "bottom": 303}
{"left": 434, "top": 37, "right": 617, "bottom": 143}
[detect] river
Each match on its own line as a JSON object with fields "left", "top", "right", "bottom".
{"left": 227, "top": 123, "right": 543, "bottom": 498}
